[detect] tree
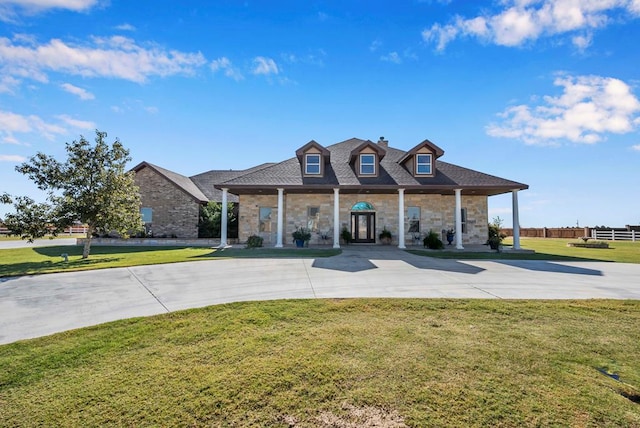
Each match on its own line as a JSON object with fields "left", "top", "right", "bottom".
{"left": 11, "top": 130, "right": 142, "bottom": 258}
{"left": 198, "top": 201, "right": 237, "bottom": 238}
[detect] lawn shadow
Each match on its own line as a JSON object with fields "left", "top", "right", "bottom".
{"left": 194, "top": 248, "right": 341, "bottom": 259}
{"left": 33, "top": 245, "right": 193, "bottom": 257}
{"left": 495, "top": 260, "right": 603, "bottom": 276}
{"left": 312, "top": 253, "right": 378, "bottom": 272}
{"left": 312, "top": 248, "right": 485, "bottom": 274}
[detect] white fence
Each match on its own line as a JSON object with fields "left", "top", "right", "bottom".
{"left": 0, "top": 226, "right": 87, "bottom": 235}
{"left": 591, "top": 229, "right": 638, "bottom": 241}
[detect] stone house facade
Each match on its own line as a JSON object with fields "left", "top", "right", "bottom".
{"left": 134, "top": 137, "right": 528, "bottom": 249}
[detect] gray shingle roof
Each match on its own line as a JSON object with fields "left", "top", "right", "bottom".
{"left": 133, "top": 161, "right": 277, "bottom": 203}
{"left": 133, "top": 162, "right": 209, "bottom": 203}
{"left": 218, "top": 138, "right": 528, "bottom": 196}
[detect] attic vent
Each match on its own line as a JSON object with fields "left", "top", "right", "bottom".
{"left": 377, "top": 136, "right": 388, "bottom": 148}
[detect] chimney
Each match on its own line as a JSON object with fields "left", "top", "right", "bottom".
{"left": 377, "top": 136, "right": 388, "bottom": 148}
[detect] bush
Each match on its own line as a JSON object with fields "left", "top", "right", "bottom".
{"left": 423, "top": 230, "right": 444, "bottom": 250}
{"left": 341, "top": 227, "right": 352, "bottom": 244}
{"left": 245, "top": 235, "right": 263, "bottom": 248}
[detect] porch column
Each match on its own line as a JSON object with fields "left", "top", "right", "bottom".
{"left": 220, "top": 188, "right": 228, "bottom": 247}
{"left": 275, "top": 188, "right": 284, "bottom": 248}
{"left": 455, "top": 189, "right": 464, "bottom": 250}
{"left": 398, "top": 188, "right": 406, "bottom": 249}
{"left": 333, "top": 188, "right": 340, "bottom": 249}
{"left": 512, "top": 189, "right": 521, "bottom": 250}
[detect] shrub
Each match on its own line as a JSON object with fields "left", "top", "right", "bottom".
{"left": 423, "top": 230, "right": 444, "bottom": 249}
{"left": 292, "top": 227, "right": 312, "bottom": 242}
{"left": 341, "top": 226, "right": 352, "bottom": 244}
{"left": 245, "top": 235, "right": 263, "bottom": 248}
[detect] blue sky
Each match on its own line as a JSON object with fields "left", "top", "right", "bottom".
{"left": 1, "top": 0, "right": 639, "bottom": 228}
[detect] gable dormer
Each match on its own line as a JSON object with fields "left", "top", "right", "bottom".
{"left": 399, "top": 139, "right": 444, "bottom": 177}
{"left": 349, "top": 140, "right": 387, "bottom": 177}
{"left": 295, "top": 140, "right": 330, "bottom": 177}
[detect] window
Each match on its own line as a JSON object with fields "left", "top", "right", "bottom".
{"left": 259, "top": 207, "right": 272, "bottom": 232}
{"left": 307, "top": 206, "right": 320, "bottom": 232}
{"left": 360, "top": 154, "right": 375, "bottom": 175}
{"left": 416, "top": 154, "right": 432, "bottom": 175}
{"left": 460, "top": 208, "right": 467, "bottom": 234}
{"left": 141, "top": 207, "right": 153, "bottom": 223}
{"left": 305, "top": 154, "right": 321, "bottom": 175}
{"left": 408, "top": 207, "right": 420, "bottom": 233}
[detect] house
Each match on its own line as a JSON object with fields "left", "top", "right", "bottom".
{"left": 132, "top": 161, "right": 273, "bottom": 238}
{"left": 133, "top": 137, "right": 528, "bottom": 249}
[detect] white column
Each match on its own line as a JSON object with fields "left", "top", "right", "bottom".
{"left": 512, "top": 189, "right": 521, "bottom": 250}
{"left": 455, "top": 189, "right": 464, "bottom": 250}
{"left": 275, "top": 188, "right": 284, "bottom": 248}
{"left": 333, "top": 188, "right": 340, "bottom": 249}
{"left": 398, "top": 188, "right": 406, "bottom": 249}
{"left": 220, "top": 188, "right": 228, "bottom": 247}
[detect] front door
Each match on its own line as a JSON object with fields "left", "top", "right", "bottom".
{"left": 351, "top": 212, "right": 376, "bottom": 243}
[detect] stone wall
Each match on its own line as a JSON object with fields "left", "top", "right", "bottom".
{"left": 135, "top": 167, "right": 201, "bottom": 238}
{"left": 238, "top": 192, "right": 489, "bottom": 245}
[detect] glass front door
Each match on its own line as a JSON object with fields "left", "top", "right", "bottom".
{"left": 350, "top": 212, "right": 376, "bottom": 243}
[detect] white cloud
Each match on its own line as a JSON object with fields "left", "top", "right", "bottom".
{"left": 210, "top": 57, "right": 243, "bottom": 81}
{"left": 422, "top": 1, "right": 640, "bottom": 51}
{"left": 380, "top": 51, "right": 402, "bottom": 64}
{"left": 115, "top": 23, "right": 136, "bottom": 31}
{"left": 55, "top": 114, "right": 95, "bottom": 129}
{"left": 0, "top": 109, "right": 93, "bottom": 143}
{"left": 60, "top": 82, "right": 94, "bottom": 100}
{"left": 632, "top": 144, "right": 640, "bottom": 151}
{"left": 252, "top": 56, "right": 279, "bottom": 75}
{"left": 369, "top": 39, "right": 382, "bottom": 52}
{"left": 0, "top": 35, "right": 207, "bottom": 88}
{"left": 487, "top": 74, "right": 640, "bottom": 145}
{"left": 0, "top": 0, "right": 99, "bottom": 21}
{"left": 0, "top": 154, "right": 27, "bottom": 162}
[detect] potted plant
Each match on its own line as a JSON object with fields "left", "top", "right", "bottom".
{"left": 292, "top": 227, "right": 311, "bottom": 247}
{"left": 340, "top": 226, "right": 352, "bottom": 245}
{"left": 445, "top": 228, "right": 455, "bottom": 245}
{"left": 379, "top": 227, "right": 392, "bottom": 245}
{"left": 486, "top": 216, "right": 506, "bottom": 252}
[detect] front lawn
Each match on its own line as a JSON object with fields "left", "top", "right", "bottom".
{"left": 1, "top": 299, "right": 639, "bottom": 427}
{"left": 411, "top": 237, "right": 640, "bottom": 264}
{"left": 0, "top": 245, "right": 341, "bottom": 277}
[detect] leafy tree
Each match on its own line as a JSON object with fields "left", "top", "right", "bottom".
{"left": 11, "top": 130, "right": 142, "bottom": 258}
{"left": 198, "top": 201, "right": 237, "bottom": 238}
{"left": 2, "top": 196, "right": 66, "bottom": 240}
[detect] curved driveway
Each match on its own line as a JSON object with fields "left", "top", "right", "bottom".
{"left": 1, "top": 246, "right": 639, "bottom": 344}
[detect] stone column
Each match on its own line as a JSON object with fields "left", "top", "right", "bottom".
{"left": 220, "top": 188, "right": 228, "bottom": 247}
{"left": 276, "top": 188, "right": 284, "bottom": 248}
{"left": 455, "top": 189, "right": 464, "bottom": 250}
{"left": 512, "top": 189, "right": 521, "bottom": 250}
{"left": 333, "top": 188, "right": 340, "bottom": 249}
{"left": 398, "top": 188, "right": 406, "bottom": 249}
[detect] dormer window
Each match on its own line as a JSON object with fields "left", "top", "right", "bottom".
{"left": 305, "top": 154, "right": 321, "bottom": 175}
{"left": 415, "top": 154, "right": 432, "bottom": 175}
{"left": 360, "top": 154, "right": 376, "bottom": 175}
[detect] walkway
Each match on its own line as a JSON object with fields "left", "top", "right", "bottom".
{"left": 1, "top": 246, "right": 639, "bottom": 344}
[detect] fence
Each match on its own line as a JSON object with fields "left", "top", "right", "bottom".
{"left": 501, "top": 227, "right": 638, "bottom": 241}
{"left": 591, "top": 229, "right": 638, "bottom": 241}
{"left": 502, "top": 227, "right": 588, "bottom": 239}
{"left": 0, "top": 226, "right": 87, "bottom": 236}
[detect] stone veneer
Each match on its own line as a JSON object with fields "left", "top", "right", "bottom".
{"left": 135, "top": 167, "right": 201, "bottom": 238}
{"left": 238, "top": 192, "right": 488, "bottom": 246}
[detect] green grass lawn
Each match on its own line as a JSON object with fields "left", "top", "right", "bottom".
{"left": 1, "top": 237, "right": 638, "bottom": 278}
{"left": 0, "top": 245, "right": 341, "bottom": 277}
{"left": 1, "top": 299, "right": 639, "bottom": 427}
{"left": 411, "top": 237, "right": 640, "bottom": 264}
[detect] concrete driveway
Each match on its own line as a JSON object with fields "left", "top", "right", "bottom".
{"left": 1, "top": 246, "right": 639, "bottom": 344}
